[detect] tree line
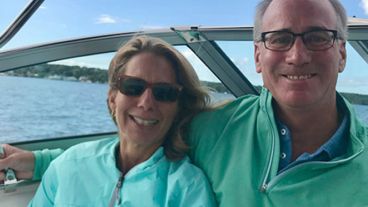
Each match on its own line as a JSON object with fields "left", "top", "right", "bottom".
{"left": 5, "top": 63, "right": 368, "bottom": 105}
{"left": 6, "top": 63, "right": 108, "bottom": 83}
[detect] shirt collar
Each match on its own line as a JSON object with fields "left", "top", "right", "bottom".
{"left": 276, "top": 95, "right": 349, "bottom": 172}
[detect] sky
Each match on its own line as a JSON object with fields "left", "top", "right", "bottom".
{"left": 2, "top": 0, "right": 367, "bottom": 49}
{"left": 1, "top": 0, "right": 368, "bottom": 94}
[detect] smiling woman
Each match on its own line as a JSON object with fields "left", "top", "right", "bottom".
{"left": 26, "top": 35, "right": 215, "bottom": 207}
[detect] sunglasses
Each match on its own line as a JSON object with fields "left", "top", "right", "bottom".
{"left": 117, "top": 75, "right": 182, "bottom": 102}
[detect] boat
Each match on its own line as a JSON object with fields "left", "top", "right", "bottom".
{"left": 0, "top": 0, "right": 368, "bottom": 206}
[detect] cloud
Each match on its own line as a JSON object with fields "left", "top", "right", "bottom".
{"left": 338, "top": 77, "right": 368, "bottom": 86}
{"left": 95, "top": 14, "right": 118, "bottom": 24}
{"left": 139, "top": 25, "right": 165, "bottom": 30}
{"left": 235, "top": 57, "right": 250, "bottom": 67}
{"left": 362, "top": 0, "right": 368, "bottom": 15}
{"left": 95, "top": 15, "right": 132, "bottom": 25}
{"left": 119, "top": 18, "right": 132, "bottom": 24}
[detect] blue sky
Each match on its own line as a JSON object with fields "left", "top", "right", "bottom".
{"left": 2, "top": 0, "right": 367, "bottom": 49}
{"left": 1, "top": 0, "right": 368, "bottom": 94}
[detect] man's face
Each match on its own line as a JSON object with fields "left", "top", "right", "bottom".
{"left": 254, "top": 0, "right": 346, "bottom": 110}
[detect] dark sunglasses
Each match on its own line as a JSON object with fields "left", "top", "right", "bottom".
{"left": 117, "top": 75, "right": 182, "bottom": 102}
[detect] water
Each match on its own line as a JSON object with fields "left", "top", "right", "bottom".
{"left": 1, "top": 76, "right": 368, "bottom": 144}
{"left": 0, "top": 76, "right": 116, "bottom": 143}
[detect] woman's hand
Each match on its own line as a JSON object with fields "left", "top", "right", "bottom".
{"left": 0, "top": 144, "right": 35, "bottom": 182}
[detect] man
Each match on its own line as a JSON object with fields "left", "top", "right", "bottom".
{"left": 189, "top": 0, "right": 368, "bottom": 206}
{"left": 1, "top": 0, "right": 368, "bottom": 206}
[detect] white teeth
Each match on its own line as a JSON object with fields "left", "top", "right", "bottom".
{"left": 286, "top": 74, "right": 312, "bottom": 80}
{"left": 132, "top": 116, "right": 158, "bottom": 126}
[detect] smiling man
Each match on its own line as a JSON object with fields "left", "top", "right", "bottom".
{"left": 254, "top": 0, "right": 347, "bottom": 161}
{"left": 189, "top": 0, "right": 368, "bottom": 206}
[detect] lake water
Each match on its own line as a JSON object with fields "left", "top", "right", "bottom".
{"left": 0, "top": 76, "right": 116, "bottom": 143}
{"left": 1, "top": 76, "right": 368, "bottom": 144}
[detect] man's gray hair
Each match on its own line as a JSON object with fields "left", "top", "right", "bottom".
{"left": 253, "top": 0, "right": 348, "bottom": 41}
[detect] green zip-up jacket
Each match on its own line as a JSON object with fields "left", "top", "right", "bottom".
{"left": 29, "top": 137, "right": 216, "bottom": 207}
{"left": 188, "top": 88, "right": 368, "bottom": 207}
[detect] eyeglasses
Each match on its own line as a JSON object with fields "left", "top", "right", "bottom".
{"left": 260, "top": 29, "right": 338, "bottom": 51}
{"left": 116, "top": 75, "right": 182, "bottom": 102}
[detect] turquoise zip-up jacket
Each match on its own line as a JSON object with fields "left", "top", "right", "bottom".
{"left": 29, "top": 137, "right": 216, "bottom": 207}
{"left": 188, "top": 88, "right": 368, "bottom": 207}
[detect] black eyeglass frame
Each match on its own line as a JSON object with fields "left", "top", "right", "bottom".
{"left": 260, "top": 29, "right": 339, "bottom": 51}
{"left": 116, "top": 75, "right": 183, "bottom": 102}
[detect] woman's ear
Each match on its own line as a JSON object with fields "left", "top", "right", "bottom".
{"left": 108, "top": 89, "right": 118, "bottom": 115}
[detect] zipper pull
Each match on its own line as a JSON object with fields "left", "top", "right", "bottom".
{"left": 108, "top": 174, "right": 123, "bottom": 207}
{"left": 116, "top": 176, "right": 122, "bottom": 205}
{"left": 260, "top": 183, "right": 268, "bottom": 192}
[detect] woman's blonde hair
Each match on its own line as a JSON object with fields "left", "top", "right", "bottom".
{"left": 108, "top": 35, "right": 210, "bottom": 160}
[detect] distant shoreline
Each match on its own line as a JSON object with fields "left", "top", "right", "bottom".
{"left": 0, "top": 75, "right": 108, "bottom": 85}
{"left": 2, "top": 63, "right": 368, "bottom": 105}
{"left": 4, "top": 63, "right": 108, "bottom": 84}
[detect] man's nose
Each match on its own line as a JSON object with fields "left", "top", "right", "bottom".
{"left": 285, "top": 37, "right": 312, "bottom": 66}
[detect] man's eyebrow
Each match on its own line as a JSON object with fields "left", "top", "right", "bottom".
{"left": 304, "top": 26, "right": 330, "bottom": 31}
{"left": 277, "top": 28, "right": 292, "bottom": 32}
{"left": 263, "top": 28, "right": 292, "bottom": 33}
{"left": 265, "top": 26, "right": 331, "bottom": 33}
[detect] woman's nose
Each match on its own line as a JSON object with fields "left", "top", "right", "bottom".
{"left": 137, "top": 88, "right": 156, "bottom": 110}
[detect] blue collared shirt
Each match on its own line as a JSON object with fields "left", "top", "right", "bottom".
{"left": 277, "top": 103, "right": 349, "bottom": 173}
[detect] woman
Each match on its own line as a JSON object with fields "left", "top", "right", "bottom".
{"left": 27, "top": 36, "right": 215, "bottom": 206}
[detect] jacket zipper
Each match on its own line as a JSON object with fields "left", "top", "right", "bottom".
{"left": 261, "top": 144, "right": 365, "bottom": 193}
{"left": 260, "top": 120, "right": 276, "bottom": 192}
{"left": 269, "top": 139, "right": 364, "bottom": 188}
{"left": 266, "top": 161, "right": 331, "bottom": 188}
{"left": 260, "top": 92, "right": 277, "bottom": 193}
{"left": 108, "top": 173, "right": 124, "bottom": 207}
{"left": 259, "top": 91, "right": 365, "bottom": 192}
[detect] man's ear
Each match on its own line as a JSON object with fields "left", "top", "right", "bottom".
{"left": 254, "top": 43, "right": 262, "bottom": 73}
{"left": 338, "top": 42, "right": 347, "bottom": 73}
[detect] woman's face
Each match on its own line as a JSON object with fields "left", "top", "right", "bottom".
{"left": 109, "top": 52, "right": 179, "bottom": 151}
